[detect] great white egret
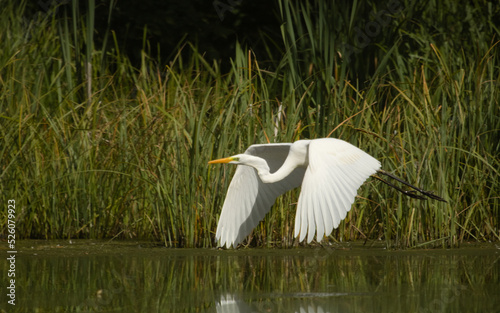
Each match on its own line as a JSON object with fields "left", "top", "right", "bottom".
{"left": 209, "top": 138, "right": 445, "bottom": 248}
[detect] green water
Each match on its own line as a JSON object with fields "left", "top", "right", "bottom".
{"left": 2, "top": 240, "right": 499, "bottom": 312}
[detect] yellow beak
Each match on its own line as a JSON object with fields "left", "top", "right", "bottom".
{"left": 208, "top": 157, "right": 235, "bottom": 164}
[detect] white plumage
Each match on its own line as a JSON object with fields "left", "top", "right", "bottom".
{"left": 209, "top": 138, "right": 381, "bottom": 248}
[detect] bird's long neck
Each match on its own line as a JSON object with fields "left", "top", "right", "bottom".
{"left": 243, "top": 141, "right": 309, "bottom": 184}
{"left": 257, "top": 164, "right": 295, "bottom": 184}
{"left": 256, "top": 152, "right": 307, "bottom": 184}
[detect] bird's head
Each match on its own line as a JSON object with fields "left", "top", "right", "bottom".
{"left": 208, "top": 154, "right": 269, "bottom": 172}
{"left": 208, "top": 154, "right": 248, "bottom": 165}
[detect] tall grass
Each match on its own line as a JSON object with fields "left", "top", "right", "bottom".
{"left": 0, "top": 0, "right": 498, "bottom": 247}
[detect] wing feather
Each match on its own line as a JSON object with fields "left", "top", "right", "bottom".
{"left": 294, "top": 138, "right": 381, "bottom": 243}
{"left": 319, "top": 181, "right": 334, "bottom": 237}
{"left": 216, "top": 143, "right": 306, "bottom": 248}
{"left": 307, "top": 187, "right": 318, "bottom": 243}
{"left": 315, "top": 175, "right": 328, "bottom": 239}
{"left": 295, "top": 170, "right": 310, "bottom": 242}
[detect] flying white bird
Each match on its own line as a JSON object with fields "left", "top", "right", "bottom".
{"left": 209, "top": 138, "right": 445, "bottom": 248}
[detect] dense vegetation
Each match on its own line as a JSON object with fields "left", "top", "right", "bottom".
{"left": 1, "top": 0, "right": 498, "bottom": 247}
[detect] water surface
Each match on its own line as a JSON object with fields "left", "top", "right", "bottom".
{"left": 2, "top": 240, "right": 499, "bottom": 312}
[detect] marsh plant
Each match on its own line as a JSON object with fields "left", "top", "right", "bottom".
{"left": 0, "top": 0, "right": 498, "bottom": 247}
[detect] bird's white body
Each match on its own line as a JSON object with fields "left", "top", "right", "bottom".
{"left": 212, "top": 138, "right": 381, "bottom": 248}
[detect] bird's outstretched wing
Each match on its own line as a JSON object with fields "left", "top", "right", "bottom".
{"left": 216, "top": 143, "right": 306, "bottom": 248}
{"left": 294, "top": 138, "right": 381, "bottom": 243}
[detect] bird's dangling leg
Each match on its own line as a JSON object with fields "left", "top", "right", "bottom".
{"left": 374, "top": 170, "right": 447, "bottom": 202}
{"left": 372, "top": 174, "right": 427, "bottom": 200}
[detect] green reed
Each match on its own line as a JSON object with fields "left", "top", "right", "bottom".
{"left": 0, "top": 0, "right": 498, "bottom": 247}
